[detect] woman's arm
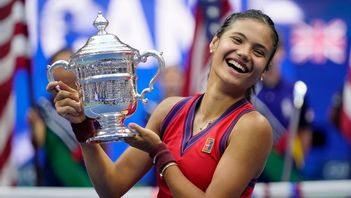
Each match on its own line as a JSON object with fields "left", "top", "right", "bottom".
{"left": 46, "top": 81, "right": 179, "bottom": 197}
{"left": 87, "top": 97, "right": 184, "bottom": 197}
{"left": 203, "top": 111, "right": 273, "bottom": 197}
{"left": 80, "top": 143, "right": 152, "bottom": 197}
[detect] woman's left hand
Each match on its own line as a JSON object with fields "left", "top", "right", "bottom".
{"left": 124, "top": 123, "right": 162, "bottom": 153}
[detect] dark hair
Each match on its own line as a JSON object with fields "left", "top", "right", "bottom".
{"left": 215, "top": 9, "right": 279, "bottom": 100}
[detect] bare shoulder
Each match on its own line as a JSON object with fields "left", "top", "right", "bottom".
{"left": 230, "top": 110, "right": 273, "bottom": 149}
{"left": 146, "top": 96, "right": 185, "bottom": 132}
{"left": 238, "top": 111, "right": 272, "bottom": 134}
{"left": 153, "top": 96, "right": 185, "bottom": 117}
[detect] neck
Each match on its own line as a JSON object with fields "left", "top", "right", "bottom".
{"left": 199, "top": 89, "right": 243, "bottom": 121}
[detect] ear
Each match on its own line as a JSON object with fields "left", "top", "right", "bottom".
{"left": 209, "top": 36, "right": 219, "bottom": 53}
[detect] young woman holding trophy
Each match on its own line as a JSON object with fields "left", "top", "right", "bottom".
{"left": 47, "top": 9, "right": 279, "bottom": 198}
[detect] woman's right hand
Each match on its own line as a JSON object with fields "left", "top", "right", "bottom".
{"left": 46, "top": 81, "right": 85, "bottom": 124}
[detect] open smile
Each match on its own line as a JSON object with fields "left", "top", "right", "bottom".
{"left": 226, "top": 59, "right": 249, "bottom": 73}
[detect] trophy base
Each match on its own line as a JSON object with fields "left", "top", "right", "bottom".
{"left": 86, "top": 127, "right": 136, "bottom": 144}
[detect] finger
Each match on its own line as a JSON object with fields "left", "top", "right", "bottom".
{"left": 56, "top": 81, "right": 77, "bottom": 93}
{"left": 56, "top": 98, "right": 82, "bottom": 113}
{"left": 128, "top": 124, "right": 158, "bottom": 144}
{"left": 46, "top": 81, "right": 60, "bottom": 94}
{"left": 128, "top": 123, "right": 146, "bottom": 136}
{"left": 54, "top": 89, "right": 80, "bottom": 103}
{"left": 56, "top": 105, "right": 81, "bottom": 117}
{"left": 128, "top": 123, "right": 143, "bottom": 130}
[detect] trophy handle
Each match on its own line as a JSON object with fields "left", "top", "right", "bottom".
{"left": 47, "top": 60, "right": 70, "bottom": 90}
{"left": 135, "top": 50, "right": 165, "bottom": 103}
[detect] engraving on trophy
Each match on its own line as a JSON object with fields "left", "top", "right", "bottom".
{"left": 47, "top": 12, "right": 165, "bottom": 143}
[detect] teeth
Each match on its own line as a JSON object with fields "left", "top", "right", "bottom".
{"left": 228, "top": 60, "right": 247, "bottom": 73}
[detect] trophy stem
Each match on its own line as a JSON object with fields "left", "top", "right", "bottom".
{"left": 99, "top": 114, "right": 124, "bottom": 129}
{"left": 86, "top": 114, "right": 136, "bottom": 144}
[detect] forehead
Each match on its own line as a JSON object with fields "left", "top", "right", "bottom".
{"left": 225, "top": 19, "right": 274, "bottom": 51}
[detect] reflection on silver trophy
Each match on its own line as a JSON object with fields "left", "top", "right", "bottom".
{"left": 47, "top": 12, "right": 165, "bottom": 143}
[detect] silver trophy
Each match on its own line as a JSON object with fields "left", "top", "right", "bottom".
{"left": 47, "top": 12, "right": 165, "bottom": 143}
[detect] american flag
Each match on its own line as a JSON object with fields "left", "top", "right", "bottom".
{"left": 290, "top": 19, "right": 347, "bottom": 65}
{"left": 340, "top": 52, "right": 351, "bottom": 144}
{"left": 0, "top": 0, "right": 31, "bottom": 185}
{"left": 183, "top": 0, "right": 232, "bottom": 96}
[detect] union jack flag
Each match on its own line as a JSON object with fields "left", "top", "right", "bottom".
{"left": 183, "top": 0, "right": 232, "bottom": 96}
{"left": 290, "top": 19, "right": 347, "bottom": 65}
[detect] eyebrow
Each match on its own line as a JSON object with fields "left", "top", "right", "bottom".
{"left": 232, "top": 32, "right": 270, "bottom": 54}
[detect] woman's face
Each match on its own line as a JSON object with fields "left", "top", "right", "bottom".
{"left": 209, "top": 19, "right": 274, "bottom": 93}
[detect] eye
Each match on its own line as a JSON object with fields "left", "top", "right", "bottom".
{"left": 231, "top": 36, "right": 242, "bottom": 44}
{"left": 253, "top": 49, "right": 266, "bottom": 57}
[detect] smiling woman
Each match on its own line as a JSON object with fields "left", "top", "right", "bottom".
{"left": 47, "top": 9, "right": 279, "bottom": 198}
{"left": 209, "top": 12, "right": 278, "bottom": 101}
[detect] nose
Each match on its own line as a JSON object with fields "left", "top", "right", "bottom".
{"left": 236, "top": 44, "right": 250, "bottom": 62}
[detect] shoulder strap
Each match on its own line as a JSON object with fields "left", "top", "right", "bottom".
{"left": 160, "top": 96, "right": 193, "bottom": 139}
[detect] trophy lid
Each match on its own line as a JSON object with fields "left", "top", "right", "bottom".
{"left": 74, "top": 11, "right": 138, "bottom": 57}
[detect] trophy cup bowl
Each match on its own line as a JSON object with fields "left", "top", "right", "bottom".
{"left": 47, "top": 12, "right": 165, "bottom": 143}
